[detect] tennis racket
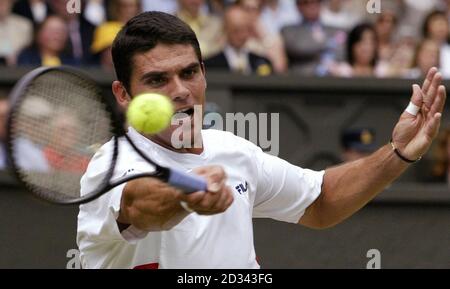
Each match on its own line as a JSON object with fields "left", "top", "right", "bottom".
{"left": 6, "top": 66, "right": 207, "bottom": 205}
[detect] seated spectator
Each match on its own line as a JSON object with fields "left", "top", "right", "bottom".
{"left": 237, "top": 0, "right": 289, "bottom": 73}
{"left": 320, "top": 0, "right": 359, "bottom": 31}
{"left": 281, "top": 0, "right": 346, "bottom": 76}
{"left": 43, "top": 110, "right": 90, "bottom": 173}
{"left": 0, "top": 0, "right": 33, "bottom": 66}
{"left": 422, "top": 10, "right": 450, "bottom": 78}
{"left": 48, "top": 0, "right": 96, "bottom": 65}
{"left": 329, "top": 23, "right": 386, "bottom": 77}
{"left": 400, "top": 0, "right": 441, "bottom": 39}
{"left": 204, "top": 5, "right": 273, "bottom": 76}
{"left": 429, "top": 126, "right": 450, "bottom": 184}
{"left": 12, "top": 0, "right": 51, "bottom": 25}
{"left": 108, "top": 0, "right": 141, "bottom": 24}
{"left": 91, "top": 21, "right": 122, "bottom": 71}
{"left": 340, "top": 128, "right": 376, "bottom": 163}
{"left": 18, "top": 15, "right": 77, "bottom": 67}
{"left": 404, "top": 39, "right": 441, "bottom": 79}
{"left": 176, "top": 0, "right": 224, "bottom": 59}
{"left": 0, "top": 98, "right": 8, "bottom": 169}
{"left": 260, "top": 0, "right": 301, "bottom": 35}
{"left": 373, "top": 4, "right": 413, "bottom": 77}
{"left": 375, "top": 7, "right": 398, "bottom": 63}
{"left": 422, "top": 10, "right": 449, "bottom": 46}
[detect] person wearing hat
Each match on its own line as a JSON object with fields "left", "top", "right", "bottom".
{"left": 91, "top": 21, "right": 122, "bottom": 71}
{"left": 341, "top": 128, "right": 377, "bottom": 163}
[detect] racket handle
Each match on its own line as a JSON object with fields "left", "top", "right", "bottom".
{"left": 168, "top": 168, "right": 208, "bottom": 194}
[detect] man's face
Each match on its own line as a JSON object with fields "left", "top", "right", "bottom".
{"left": 225, "top": 9, "right": 251, "bottom": 49}
{"left": 127, "top": 44, "right": 206, "bottom": 149}
{"left": 0, "top": 0, "right": 13, "bottom": 19}
{"left": 298, "top": 0, "right": 321, "bottom": 22}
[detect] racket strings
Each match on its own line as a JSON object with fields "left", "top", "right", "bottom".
{"left": 9, "top": 70, "right": 114, "bottom": 201}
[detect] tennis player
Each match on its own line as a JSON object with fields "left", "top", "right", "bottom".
{"left": 77, "top": 12, "right": 446, "bottom": 269}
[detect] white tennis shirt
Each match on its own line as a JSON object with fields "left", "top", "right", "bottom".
{"left": 77, "top": 128, "right": 324, "bottom": 269}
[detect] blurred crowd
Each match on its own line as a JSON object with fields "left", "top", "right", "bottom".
{"left": 2, "top": 0, "right": 450, "bottom": 78}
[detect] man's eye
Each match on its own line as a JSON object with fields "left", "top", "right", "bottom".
{"left": 148, "top": 78, "right": 165, "bottom": 86}
{"left": 182, "top": 69, "right": 197, "bottom": 78}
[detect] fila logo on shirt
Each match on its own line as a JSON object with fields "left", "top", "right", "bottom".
{"left": 235, "top": 182, "right": 248, "bottom": 194}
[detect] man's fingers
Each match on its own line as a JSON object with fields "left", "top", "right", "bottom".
{"left": 179, "top": 190, "right": 205, "bottom": 205}
{"left": 429, "top": 85, "right": 447, "bottom": 116}
{"left": 403, "top": 84, "right": 423, "bottom": 117}
{"left": 421, "top": 67, "right": 438, "bottom": 95}
{"left": 425, "top": 113, "right": 442, "bottom": 138}
{"left": 424, "top": 71, "right": 442, "bottom": 109}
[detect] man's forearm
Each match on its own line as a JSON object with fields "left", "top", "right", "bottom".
{"left": 301, "top": 144, "right": 410, "bottom": 228}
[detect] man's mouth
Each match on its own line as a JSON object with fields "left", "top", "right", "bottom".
{"left": 174, "top": 107, "right": 195, "bottom": 119}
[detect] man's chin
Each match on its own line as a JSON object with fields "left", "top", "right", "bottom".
{"left": 151, "top": 125, "right": 203, "bottom": 150}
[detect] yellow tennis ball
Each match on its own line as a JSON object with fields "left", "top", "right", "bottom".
{"left": 127, "top": 93, "right": 174, "bottom": 134}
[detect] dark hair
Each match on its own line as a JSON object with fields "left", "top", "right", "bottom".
{"left": 346, "top": 23, "right": 378, "bottom": 67}
{"left": 111, "top": 11, "right": 202, "bottom": 92}
{"left": 422, "top": 10, "right": 449, "bottom": 39}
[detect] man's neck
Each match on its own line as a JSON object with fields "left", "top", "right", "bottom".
{"left": 149, "top": 135, "right": 204, "bottom": 155}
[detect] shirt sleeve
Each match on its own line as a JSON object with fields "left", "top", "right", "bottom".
{"left": 252, "top": 146, "right": 325, "bottom": 223}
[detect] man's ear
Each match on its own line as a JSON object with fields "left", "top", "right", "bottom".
{"left": 112, "top": 81, "right": 131, "bottom": 110}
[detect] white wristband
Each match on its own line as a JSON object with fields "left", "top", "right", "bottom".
{"left": 405, "top": 102, "right": 420, "bottom": 116}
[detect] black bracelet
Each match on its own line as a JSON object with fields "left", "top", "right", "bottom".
{"left": 389, "top": 140, "right": 421, "bottom": 163}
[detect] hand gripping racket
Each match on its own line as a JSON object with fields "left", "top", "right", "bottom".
{"left": 6, "top": 66, "right": 207, "bottom": 205}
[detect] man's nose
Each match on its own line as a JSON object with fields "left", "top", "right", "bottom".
{"left": 169, "top": 77, "right": 190, "bottom": 102}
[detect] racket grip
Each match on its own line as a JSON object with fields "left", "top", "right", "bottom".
{"left": 168, "top": 168, "right": 208, "bottom": 194}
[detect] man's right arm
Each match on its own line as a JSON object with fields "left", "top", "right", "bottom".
{"left": 117, "top": 165, "right": 234, "bottom": 232}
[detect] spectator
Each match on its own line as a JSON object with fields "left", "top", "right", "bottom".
{"left": 0, "top": 0, "right": 33, "bottom": 66}
{"left": 108, "top": 0, "right": 141, "bottom": 24}
{"left": 91, "top": 21, "right": 122, "bottom": 71}
{"left": 204, "top": 5, "right": 272, "bottom": 75}
{"left": 43, "top": 110, "right": 90, "bottom": 173}
{"left": 329, "top": 23, "right": 385, "bottom": 77}
{"left": 375, "top": 8, "right": 399, "bottom": 63}
{"left": 422, "top": 10, "right": 449, "bottom": 45}
{"left": 430, "top": 125, "right": 450, "bottom": 184}
{"left": 405, "top": 39, "right": 441, "bottom": 79}
{"left": 0, "top": 98, "right": 8, "bottom": 169}
{"left": 422, "top": 10, "right": 450, "bottom": 78}
{"left": 176, "top": 0, "right": 223, "bottom": 59}
{"left": 12, "top": 0, "right": 51, "bottom": 25}
{"left": 373, "top": 4, "right": 413, "bottom": 77}
{"left": 320, "top": 0, "right": 359, "bottom": 31}
{"left": 400, "top": 0, "right": 441, "bottom": 39}
{"left": 237, "top": 0, "right": 289, "bottom": 73}
{"left": 17, "top": 15, "right": 77, "bottom": 67}
{"left": 281, "top": 0, "right": 346, "bottom": 76}
{"left": 340, "top": 128, "right": 376, "bottom": 163}
{"left": 48, "top": 0, "right": 96, "bottom": 65}
{"left": 260, "top": 0, "right": 301, "bottom": 34}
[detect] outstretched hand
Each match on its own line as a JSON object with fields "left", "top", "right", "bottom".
{"left": 392, "top": 67, "right": 447, "bottom": 161}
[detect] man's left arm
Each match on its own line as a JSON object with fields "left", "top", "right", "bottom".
{"left": 299, "top": 68, "right": 447, "bottom": 229}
